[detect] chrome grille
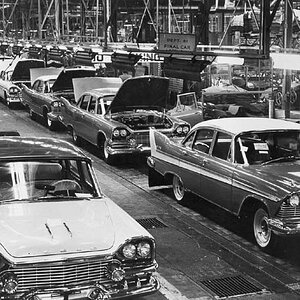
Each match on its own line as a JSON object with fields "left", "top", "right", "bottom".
{"left": 276, "top": 203, "right": 300, "bottom": 218}
{"left": 134, "top": 132, "right": 150, "bottom": 146}
{"left": 10, "top": 257, "right": 113, "bottom": 292}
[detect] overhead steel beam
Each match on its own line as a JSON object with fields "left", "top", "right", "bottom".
{"left": 260, "top": 0, "right": 270, "bottom": 58}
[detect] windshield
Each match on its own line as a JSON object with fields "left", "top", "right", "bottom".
{"left": 0, "top": 159, "right": 99, "bottom": 201}
{"left": 235, "top": 130, "right": 300, "bottom": 165}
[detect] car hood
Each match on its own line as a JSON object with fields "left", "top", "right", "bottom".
{"left": 52, "top": 68, "right": 96, "bottom": 93}
{"left": 11, "top": 59, "right": 45, "bottom": 82}
{"left": 245, "top": 161, "right": 300, "bottom": 197}
{"left": 0, "top": 198, "right": 116, "bottom": 258}
{"left": 257, "top": 160, "right": 300, "bottom": 192}
{"left": 108, "top": 76, "right": 169, "bottom": 114}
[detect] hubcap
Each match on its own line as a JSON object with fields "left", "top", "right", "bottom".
{"left": 254, "top": 208, "right": 271, "bottom": 248}
{"left": 47, "top": 118, "right": 52, "bottom": 128}
{"left": 103, "top": 141, "right": 110, "bottom": 160}
{"left": 73, "top": 131, "right": 77, "bottom": 142}
{"left": 173, "top": 176, "right": 184, "bottom": 202}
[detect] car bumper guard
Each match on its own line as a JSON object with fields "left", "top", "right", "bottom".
{"left": 269, "top": 218, "right": 300, "bottom": 235}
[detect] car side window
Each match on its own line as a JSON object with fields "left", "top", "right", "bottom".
{"left": 33, "top": 80, "right": 42, "bottom": 92}
{"left": 88, "top": 97, "right": 96, "bottom": 113}
{"left": 44, "top": 82, "right": 49, "bottom": 93}
{"left": 212, "top": 131, "right": 232, "bottom": 160}
{"left": 97, "top": 98, "right": 103, "bottom": 115}
{"left": 79, "top": 95, "right": 91, "bottom": 111}
{"left": 37, "top": 81, "right": 43, "bottom": 92}
{"left": 183, "top": 132, "right": 196, "bottom": 149}
{"left": 193, "top": 129, "right": 214, "bottom": 154}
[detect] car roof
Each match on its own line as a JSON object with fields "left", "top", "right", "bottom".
{"left": 193, "top": 117, "right": 300, "bottom": 135}
{"left": 84, "top": 87, "right": 118, "bottom": 98}
{"left": 0, "top": 137, "right": 89, "bottom": 161}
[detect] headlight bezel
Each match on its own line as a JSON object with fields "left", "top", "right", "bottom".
{"left": 117, "top": 238, "right": 155, "bottom": 261}
{"left": 286, "top": 193, "right": 300, "bottom": 207}
{"left": 174, "top": 124, "right": 190, "bottom": 136}
{"left": 112, "top": 128, "right": 130, "bottom": 139}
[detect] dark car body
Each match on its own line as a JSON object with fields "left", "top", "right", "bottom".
{"left": 201, "top": 85, "right": 269, "bottom": 120}
{"left": 0, "top": 136, "right": 159, "bottom": 299}
{"left": 0, "top": 58, "right": 45, "bottom": 107}
{"left": 54, "top": 76, "right": 191, "bottom": 164}
{"left": 148, "top": 117, "right": 300, "bottom": 249}
{"left": 21, "top": 66, "right": 96, "bottom": 130}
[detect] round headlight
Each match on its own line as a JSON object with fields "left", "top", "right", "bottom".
{"left": 137, "top": 241, "right": 151, "bottom": 257}
{"left": 122, "top": 243, "right": 136, "bottom": 259}
{"left": 183, "top": 126, "right": 190, "bottom": 134}
{"left": 288, "top": 194, "right": 300, "bottom": 207}
{"left": 120, "top": 129, "right": 127, "bottom": 137}
{"left": 113, "top": 129, "right": 120, "bottom": 138}
{"left": 176, "top": 126, "right": 183, "bottom": 134}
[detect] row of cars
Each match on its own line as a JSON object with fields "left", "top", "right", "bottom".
{"left": 2, "top": 57, "right": 300, "bottom": 298}
{"left": 20, "top": 68, "right": 192, "bottom": 165}
{"left": 0, "top": 58, "right": 162, "bottom": 299}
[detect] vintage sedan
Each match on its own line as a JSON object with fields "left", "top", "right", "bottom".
{"left": 148, "top": 117, "right": 300, "bottom": 249}
{"left": 53, "top": 76, "right": 190, "bottom": 165}
{"left": 21, "top": 66, "right": 96, "bottom": 130}
{"left": 0, "top": 58, "right": 45, "bottom": 107}
{"left": 0, "top": 136, "right": 159, "bottom": 299}
{"left": 167, "top": 92, "right": 203, "bottom": 127}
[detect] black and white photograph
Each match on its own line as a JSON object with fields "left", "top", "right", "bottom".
{"left": 0, "top": 1, "right": 300, "bottom": 299}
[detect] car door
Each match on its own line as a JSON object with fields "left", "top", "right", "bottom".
{"left": 30, "top": 80, "right": 44, "bottom": 115}
{"left": 82, "top": 96, "right": 98, "bottom": 143}
{"left": 199, "top": 130, "right": 235, "bottom": 211}
{"left": 74, "top": 95, "right": 91, "bottom": 138}
{"left": 179, "top": 128, "right": 214, "bottom": 197}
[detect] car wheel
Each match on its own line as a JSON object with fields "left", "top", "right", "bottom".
{"left": 274, "top": 91, "right": 283, "bottom": 108}
{"left": 290, "top": 89, "right": 297, "bottom": 105}
{"left": 172, "top": 175, "right": 186, "bottom": 203}
{"left": 46, "top": 116, "right": 57, "bottom": 131}
{"left": 72, "top": 129, "right": 82, "bottom": 146}
{"left": 253, "top": 207, "right": 275, "bottom": 249}
{"left": 102, "top": 140, "right": 115, "bottom": 165}
{"left": 29, "top": 109, "right": 36, "bottom": 120}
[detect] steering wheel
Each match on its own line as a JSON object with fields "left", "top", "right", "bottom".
{"left": 45, "top": 180, "right": 81, "bottom": 196}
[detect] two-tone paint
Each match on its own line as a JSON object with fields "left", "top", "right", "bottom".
{"left": 148, "top": 117, "right": 300, "bottom": 249}
{"left": 21, "top": 66, "right": 96, "bottom": 130}
{"left": 54, "top": 76, "right": 190, "bottom": 165}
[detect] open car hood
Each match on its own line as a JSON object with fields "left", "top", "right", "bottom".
{"left": 108, "top": 76, "right": 170, "bottom": 113}
{"left": 0, "top": 199, "right": 115, "bottom": 258}
{"left": 11, "top": 59, "right": 45, "bottom": 82}
{"left": 73, "top": 77, "right": 122, "bottom": 102}
{"left": 51, "top": 68, "right": 96, "bottom": 93}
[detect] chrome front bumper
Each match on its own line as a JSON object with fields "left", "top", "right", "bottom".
{"left": 47, "top": 112, "right": 63, "bottom": 123}
{"left": 106, "top": 144, "right": 151, "bottom": 156}
{"left": 6, "top": 275, "right": 159, "bottom": 300}
{"left": 7, "top": 96, "right": 22, "bottom": 103}
{"left": 269, "top": 218, "right": 300, "bottom": 235}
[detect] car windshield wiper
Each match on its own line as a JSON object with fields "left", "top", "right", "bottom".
{"left": 1, "top": 198, "right": 35, "bottom": 204}
{"left": 261, "top": 155, "right": 300, "bottom": 165}
{"left": 34, "top": 195, "right": 91, "bottom": 201}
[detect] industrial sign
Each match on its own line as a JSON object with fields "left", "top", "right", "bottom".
{"left": 92, "top": 51, "right": 163, "bottom": 64}
{"left": 158, "top": 33, "right": 196, "bottom": 53}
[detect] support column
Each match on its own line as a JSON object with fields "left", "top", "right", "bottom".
{"left": 282, "top": 0, "right": 293, "bottom": 119}
{"left": 38, "top": 0, "right": 42, "bottom": 39}
{"left": 55, "top": 0, "right": 60, "bottom": 41}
